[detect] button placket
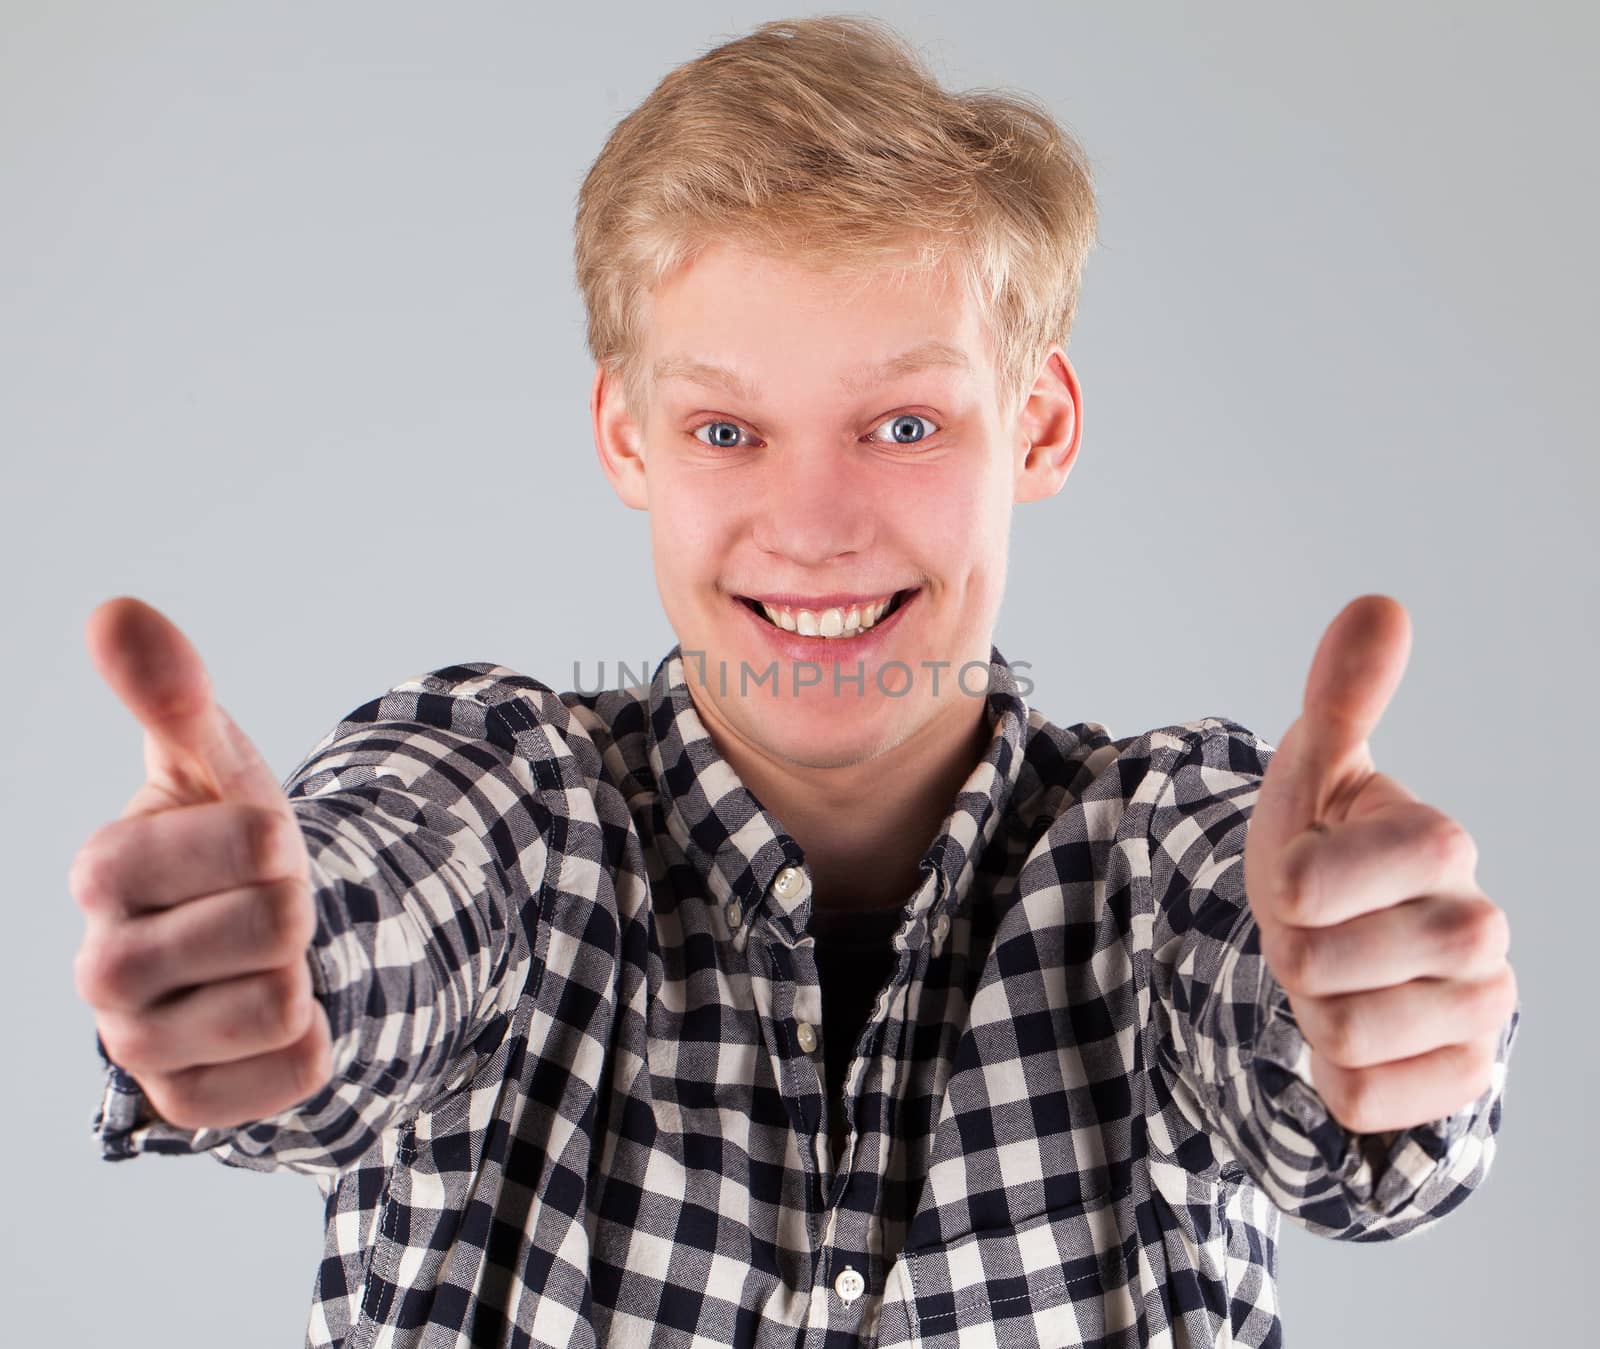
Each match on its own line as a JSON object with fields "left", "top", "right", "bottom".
{"left": 764, "top": 865, "right": 824, "bottom": 1150}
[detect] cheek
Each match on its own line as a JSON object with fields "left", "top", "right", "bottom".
{"left": 904, "top": 469, "right": 1010, "bottom": 577}
{"left": 649, "top": 478, "right": 731, "bottom": 581}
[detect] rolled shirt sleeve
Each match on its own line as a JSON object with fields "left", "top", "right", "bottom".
{"left": 1146, "top": 719, "right": 1519, "bottom": 1240}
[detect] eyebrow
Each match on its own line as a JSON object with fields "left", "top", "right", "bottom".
{"left": 651, "top": 339, "right": 971, "bottom": 402}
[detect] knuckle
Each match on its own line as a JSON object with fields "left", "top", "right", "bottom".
{"left": 258, "top": 966, "right": 309, "bottom": 1045}
{"left": 144, "top": 1075, "right": 203, "bottom": 1130}
{"left": 1460, "top": 978, "right": 1500, "bottom": 1031}
{"left": 1318, "top": 999, "right": 1365, "bottom": 1066}
{"left": 1473, "top": 1040, "right": 1497, "bottom": 1086}
{"left": 1327, "top": 1068, "right": 1377, "bottom": 1134}
{"left": 76, "top": 928, "right": 143, "bottom": 1007}
{"left": 228, "top": 808, "right": 268, "bottom": 883}
{"left": 1459, "top": 1042, "right": 1496, "bottom": 1100}
{"left": 1430, "top": 898, "right": 1487, "bottom": 965}
{"left": 257, "top": 878, "right": 316, "bottom": 963}
{"left": 1428, "top": 816, "right": 1478, "bottom": 879}
{"left": 72, "top": 941, "right": 109, "bottom": 1005}
{"left": 1267, "top": 926, "right": 1312, "bottom": 992}
{"left": 237, "top": 808, "right": 273, "bottom": 878}
{"left": 1450, "top": 899, "right": 1509, "bottom": 971}
{"left": 68, "top": 840, "right": 120, "bottom": 914}
{"left": 1348, "top": 1076, "right": 1389, "bottom": 1135}
{"left": 1277, "top": 838, "right": 1320, "bottom": 924}
{"left": 249, "top": 809, "right": 295, "bottom": 878}
{"left": 99, "top": 1014, "right": 157, "bottom": 1074}
{"left": 1483, "top": 965, "right": 1518, "bottom": 1023}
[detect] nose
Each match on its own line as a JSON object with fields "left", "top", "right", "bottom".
{"left": 751, "top": 444, "right": 876, "bottom": 565}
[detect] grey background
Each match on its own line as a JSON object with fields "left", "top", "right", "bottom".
{"left": 2, "top": 1, "right": 1592, "bottom": 1343}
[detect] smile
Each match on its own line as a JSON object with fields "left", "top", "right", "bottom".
{"left": 736, "top": 588, "right": 915, "bottom": 636}
{"left": 735, "top": 589, "right": 919, "bottom": 640}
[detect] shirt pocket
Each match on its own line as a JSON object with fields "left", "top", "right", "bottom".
{"left": 870, "top": 1185, "right": 1136, "bottom": 1348}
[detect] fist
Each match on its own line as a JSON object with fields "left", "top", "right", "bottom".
{"left": 70, "top": 597, "right": 334, "bottom": 1130}
{"left": 1243, "top": 596, "right": 1516, "bottom": 1135}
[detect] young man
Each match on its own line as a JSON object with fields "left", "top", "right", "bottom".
{"left": 74, "top": 15, "right": 1518, "bottom": 1348}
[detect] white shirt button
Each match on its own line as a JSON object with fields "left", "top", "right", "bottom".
{"left": 834, "top": 1264, "right": 865, "bottom": 1305}
{"left": 931, "top": 913, "right": 950, "bottom": 947}
{"left": 795, "top": 1020, "right": 818, "bottom": 1054}
{"left": 728, "top": 900, "right": 743, "bottom": 928}
{"left": 770, "top": 865, "right": 804, "bottom": 899}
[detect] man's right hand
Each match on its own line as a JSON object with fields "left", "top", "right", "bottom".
{"left": 71, "top": 597, "right": 333, "bottom": 1130}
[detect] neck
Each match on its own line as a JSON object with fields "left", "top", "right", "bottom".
{"left": 690, "top": 686, "right": 996, "bottom": 914}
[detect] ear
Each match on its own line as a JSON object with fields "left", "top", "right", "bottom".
{"left": 592, "top": 363, "right": 650, "bottom": 511}
{"left": 1013, "top": 346, "right": 1082, "bottom": 505}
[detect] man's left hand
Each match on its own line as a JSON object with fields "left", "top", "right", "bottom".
{"left": 1242, "top": 594, "right": 1516, "bottom": 1135}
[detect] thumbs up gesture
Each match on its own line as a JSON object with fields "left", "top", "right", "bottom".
{"left": 1242, "top": 595, "right": 1516, "bottom": 1136}
{"left": 70, "top": 598, "right": 333, "bottom": 1130}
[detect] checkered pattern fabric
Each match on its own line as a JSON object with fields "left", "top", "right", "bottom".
{"left": 92, "top": 644, "right": 1518, "bottom": 1347}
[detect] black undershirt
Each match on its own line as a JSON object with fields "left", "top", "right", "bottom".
{"left": 807, "top": 904, "right": 904, "bottom": 1158}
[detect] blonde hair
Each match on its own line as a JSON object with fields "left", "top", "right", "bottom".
{"left": 572, "top": 13, "right": 1098, "bottom": 426}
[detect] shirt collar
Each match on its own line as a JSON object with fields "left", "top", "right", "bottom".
{"left": 644, "top": 643, "right": 1030, "bottom": 947}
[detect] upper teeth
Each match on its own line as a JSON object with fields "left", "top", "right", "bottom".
{"left": 757, "top": 595, "right": 898, "bottom": 637}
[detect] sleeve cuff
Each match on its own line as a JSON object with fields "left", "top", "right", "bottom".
{"left": 1249, "top": 977, "right": 1516, "bottom": 1223}
{"left": 92, "top": 868, "right": 357, "bottom": 1164}
{"left": 91, "top": 1029, "right": 245, "bottom": 1161}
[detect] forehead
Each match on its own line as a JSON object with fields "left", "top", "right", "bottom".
{"left": 645, "top": 244, "right": 990, "bottom": 399}
{"left": 652, "top": 339, "right": 972, "bottom": 404}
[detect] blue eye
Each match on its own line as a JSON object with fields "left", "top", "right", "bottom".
{"left": 690, "top": 412, "right": 940, "bottom": 450}
{"left": 693, "top": 420, "right": 749, "bottom": 449}
{"left": 868, "top": 413, "right": 937, "bottom": 445}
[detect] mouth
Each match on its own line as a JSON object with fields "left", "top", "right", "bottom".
{"left": 735, "top": 587, "right": 919, "bottom": 638}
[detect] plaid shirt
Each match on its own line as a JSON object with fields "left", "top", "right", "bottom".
{"left": 93, "top": 644, "right": 1517, "bottom": 1348}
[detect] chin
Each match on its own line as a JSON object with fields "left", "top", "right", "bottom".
{"left": 747, "top": 720, "right": 900, "bottom": 771}
{"left": 730, "top": 686, "right": 912, "bottom": 761}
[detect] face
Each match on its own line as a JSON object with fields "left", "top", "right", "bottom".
{"left": 591, "top": 241, "right": 1080, "bottom": 773}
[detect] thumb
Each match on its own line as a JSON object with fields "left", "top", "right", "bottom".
{"left": 1288, "top": 592, "right": 1412, "bottom": 822}
{"left": 1247, "top": 594, "right": 1413, "bottom": 910}
{"left": 86, "top": 596, "right": 289, "bottom": 814}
